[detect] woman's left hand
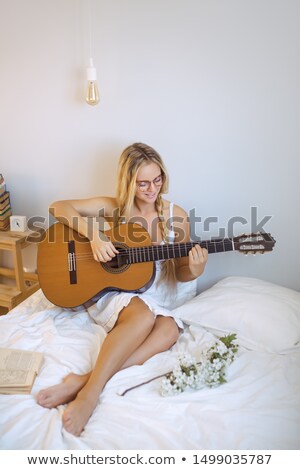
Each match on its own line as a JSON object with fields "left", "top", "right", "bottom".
{"left": 188, "top": 245, "right": 208, "bottom": 279}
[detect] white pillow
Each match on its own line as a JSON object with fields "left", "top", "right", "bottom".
{"left": 173, "top": 276, "right": 300, "bottom": 353}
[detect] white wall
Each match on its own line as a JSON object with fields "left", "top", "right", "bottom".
{"left": 0, "top": 0, "right": 299, "bottom": 291}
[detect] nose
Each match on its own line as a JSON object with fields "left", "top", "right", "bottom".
{"left": 148, "top": 181, "right": 156, "bottom": 190}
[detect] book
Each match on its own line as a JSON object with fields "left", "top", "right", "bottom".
{"left": 0, "top": 348, "right": 43, "bottom": 394}
{"left": 0, "top": 205, "right": 11, "bottom": 218}
{"left": 0, "top": 198, "right": 10, "bottom": 213}
{"left": 0, "top": 191, "right": 11, "bottom": 231}
{"left": 0, "top": 190, "right": 10, "bottom": 204}
{"left": 0, "top": 174, "right": 5, "bottom": 196}
{"left": 0, "top": 219, "right": 10, "bottom": 230}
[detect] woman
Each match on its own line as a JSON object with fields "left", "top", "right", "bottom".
{"left": 37, "top": 142, "right": 208, "bottom": 436}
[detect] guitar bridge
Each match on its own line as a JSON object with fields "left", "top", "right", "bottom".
{"left": 68, "top": 240, "right": 77, "bottom": 284}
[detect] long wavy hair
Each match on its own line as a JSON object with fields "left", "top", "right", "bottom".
{"left": 116, "top": 142, "right": 177, "bottom": 287}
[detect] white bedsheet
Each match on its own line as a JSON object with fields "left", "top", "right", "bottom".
{"left": 0, "top": 286, "right": 300, "bottom": 450}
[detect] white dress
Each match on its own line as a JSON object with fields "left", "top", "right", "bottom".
{"left": 87, "top": 203, "right": 197, "bottom": 332}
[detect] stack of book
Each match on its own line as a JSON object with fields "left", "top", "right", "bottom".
{"left": 0, "top": 174, "right": 12, "bottom": 231}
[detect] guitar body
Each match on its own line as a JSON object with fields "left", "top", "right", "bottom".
{"left": 37, "top": 223, "right": 155, "bottom": 308}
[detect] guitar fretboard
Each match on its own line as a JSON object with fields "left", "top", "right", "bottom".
{"left": 118, "top": 239, "right": 235, "bottom": 265}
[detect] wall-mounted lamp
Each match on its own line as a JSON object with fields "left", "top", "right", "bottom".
{"left": 86, "top": 58, "right": 100, "bottom": 106}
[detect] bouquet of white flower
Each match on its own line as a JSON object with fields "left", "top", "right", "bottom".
{"left": 160, "top": 333, "right": 239, "bottom": 396}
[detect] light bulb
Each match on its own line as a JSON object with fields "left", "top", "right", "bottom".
{"left": 86, "top": 58, "right": 100, "bottom": 106}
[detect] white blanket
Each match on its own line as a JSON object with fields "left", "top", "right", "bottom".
{"left": 0, "top": 278, "right": 300, "bottom": 450}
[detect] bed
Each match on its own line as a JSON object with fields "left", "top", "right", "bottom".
{"left": 0, "top": 276, "right": 299, "bottom": 450}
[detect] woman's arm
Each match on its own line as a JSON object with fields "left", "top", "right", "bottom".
{"left": 172, "top": 204, "right": 208, "bottom": 282}
{"left": 49, "top": 197, "right": 119, "bottom": 262}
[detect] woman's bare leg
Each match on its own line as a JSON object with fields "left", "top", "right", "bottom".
{"left": 62, "top": 297, "right": 157, "bottom": 435}
{"left": 120, "top": 315, "right": 179, "bottom": 369}
{"left": 37, "top": 313, "right": 179, "bottom": 410}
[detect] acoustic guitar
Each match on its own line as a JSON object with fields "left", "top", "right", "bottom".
{"left": 37, "top": 222, "right": 275, "bottom": 308}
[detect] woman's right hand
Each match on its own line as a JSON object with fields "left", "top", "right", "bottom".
{"left": 90, "top": 232, "right": 119, "bottom": 262}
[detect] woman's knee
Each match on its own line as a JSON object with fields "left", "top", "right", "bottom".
{"left": 156, "top": 316, "right": 180, "bottom": 349}
{"left": 118, "top": 297, "right": 156, "bottom": 331}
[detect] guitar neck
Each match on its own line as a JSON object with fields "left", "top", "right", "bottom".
{"left": 121, "top": 238, "right": 235, "bottom": 264}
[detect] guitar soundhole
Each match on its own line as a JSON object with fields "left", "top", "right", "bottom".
{"left": 102, "top": 243, "right": 130, "bottom": 274}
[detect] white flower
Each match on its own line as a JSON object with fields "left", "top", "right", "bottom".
{"left": 160, "top": 333, "right": 239, "bottom": 396}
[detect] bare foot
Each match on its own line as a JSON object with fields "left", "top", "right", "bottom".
{"left": 62, "top": 393, "right": 98, "bottom": 436}
{"left": 36, "top": 372, "right": 90, "bottom": 408}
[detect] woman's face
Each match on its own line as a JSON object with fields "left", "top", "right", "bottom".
{"left": 135, "top": 162, "right": 163, "bottom": 203}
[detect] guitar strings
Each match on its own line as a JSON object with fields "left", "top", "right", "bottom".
{"left": 71, "top": 233, "right": 271, "bottom": 262}
{"left": 72, "top": 239, "right": 235, "bottom": 262}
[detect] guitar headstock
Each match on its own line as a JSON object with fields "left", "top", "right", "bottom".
{"left": 234, "top": 232, "right": 276, "bottom": 254}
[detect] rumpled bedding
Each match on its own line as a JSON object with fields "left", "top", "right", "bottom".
{"left": 0, "top": 284, "right": 299, "bottom": 450}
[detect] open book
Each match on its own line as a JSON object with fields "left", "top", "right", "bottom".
{"left": 0, "top": 348, "right": 43, "bottom": 394}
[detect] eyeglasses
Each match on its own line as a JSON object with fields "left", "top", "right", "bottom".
{"left": 136, "top": 175, "right": 163, "bottom": 192}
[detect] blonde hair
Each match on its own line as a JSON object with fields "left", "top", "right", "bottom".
{"left": 116, "top": 143, "right": 177, "bottom": 287}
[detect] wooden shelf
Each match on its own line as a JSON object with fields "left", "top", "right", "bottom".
{"left": 0, "top": 229, "right": 40, "bottom": 312}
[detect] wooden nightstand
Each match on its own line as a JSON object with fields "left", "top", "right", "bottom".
{"left": 0, "top": 229, "right": 41, "bottom": 312}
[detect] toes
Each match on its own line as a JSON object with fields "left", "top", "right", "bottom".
{"left": 36, "top": 390, "right": 51, "bottom": 407}
{"left": 36, "top": 391, "right": 44, "bottom": 404}
{"left": 62, "top": 407, "right": 74, "bottom": 428}
{"left": 63, "top": 412, "right": 83, "bottom": 436}
{"left": 37, "top": 389, "right": 58, "bottom": 408}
